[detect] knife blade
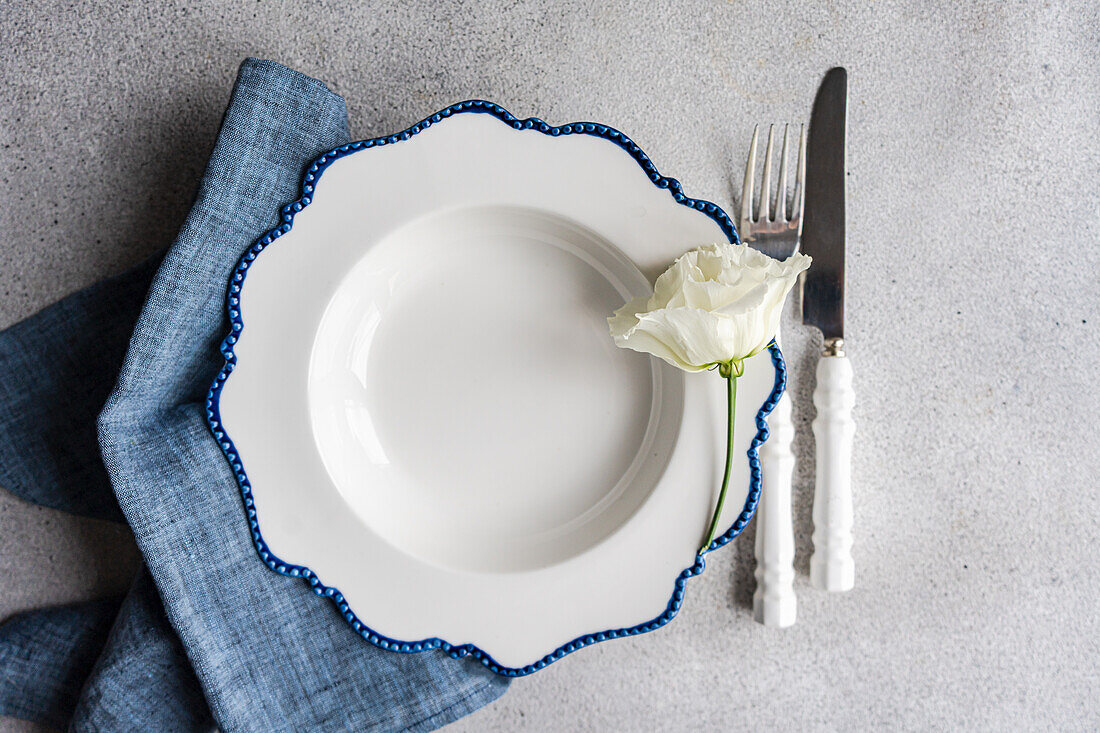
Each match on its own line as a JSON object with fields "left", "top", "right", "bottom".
{"left": 802, "top": 66, "right": 847, "bottom": 342}
{"left": 803, "top": 67, "right": 856, "bottom": 593}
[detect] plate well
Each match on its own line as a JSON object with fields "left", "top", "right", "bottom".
{"left": 307, "top": 205, "right": 684, "bottom": 573}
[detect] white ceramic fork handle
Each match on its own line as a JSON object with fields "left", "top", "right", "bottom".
{"left": 753, "top": 380, "right": 797, "bottom": 628}
{"left": 810, "top": 345, "right": 855, "bottom": 592}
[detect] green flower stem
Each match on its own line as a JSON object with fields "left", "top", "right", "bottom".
{"left": 700, "top": 362, "right": 740, "bottom": 553}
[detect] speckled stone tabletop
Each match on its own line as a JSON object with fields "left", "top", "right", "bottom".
{"left": 2, "top": 1, "right": 1098, "bottom": 731}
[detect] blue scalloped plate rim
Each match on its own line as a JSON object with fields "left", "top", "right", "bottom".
{"left": 205, "top": 99, "right": 786, "bottom": 677}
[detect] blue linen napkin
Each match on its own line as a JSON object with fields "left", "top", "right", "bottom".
{"left": 0, "top": 58, "right": 508, "bottom": 731}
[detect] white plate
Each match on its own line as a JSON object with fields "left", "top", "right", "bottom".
{"left": 208, "top": 101, "right": 782, "bottom": 675}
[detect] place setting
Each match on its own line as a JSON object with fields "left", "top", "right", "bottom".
{"left": 7, "top": 3, "right": 1098, "bottom": 729}
{"left": 1, "top": 55, "right": 853, "bottom": 729}
{"left": 208, "top": 68, "right": 853, "bottom": 674}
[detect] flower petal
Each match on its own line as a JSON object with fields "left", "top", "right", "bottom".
{"left": 608, "top": 298, "right": 705, "bottom": 371}
{"left": 631, "top": 307, "right": 743, "bottom": 368}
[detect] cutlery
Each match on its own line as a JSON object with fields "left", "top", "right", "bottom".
{"left": 802, "top": 66, "right": 855, "bottom": 592}
{"left": 740, "top": 122, "right": 805, "bottom": 627}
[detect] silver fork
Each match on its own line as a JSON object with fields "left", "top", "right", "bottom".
{"left": 741, "top": 124, "right": 805, "bottom": 256}
{"left": 740, "top": 124, "right": 805, "bottom": 629}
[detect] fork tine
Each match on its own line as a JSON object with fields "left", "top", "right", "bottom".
{"left": 759, "top": 125, "right": 776, "bottom": 222}
{"left": 741, "top": 125, "right": 759, "bottom": 231}
{"left": 791, "top": 123, "right": 807, "bottom": 223}
{"left": 776, "top": 124, "right": 790, "bottom": 222}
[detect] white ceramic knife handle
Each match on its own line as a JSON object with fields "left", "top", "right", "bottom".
{"left": 810, "top": 347, "right": 855, "bottom": 592}
{"left": 753, "top": 381, "right": 797, "bottom": 628}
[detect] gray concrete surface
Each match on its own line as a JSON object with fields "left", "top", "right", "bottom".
{"left": 2, "top": 1, "right": 1099, "bottom": 730}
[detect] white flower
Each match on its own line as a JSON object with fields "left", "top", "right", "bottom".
{"left": 608, "top": 242, "right": 811, "bottom": 372}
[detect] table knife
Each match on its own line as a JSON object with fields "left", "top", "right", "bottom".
{"left": 802, "top": 67, "right": 855, "bottom": 592}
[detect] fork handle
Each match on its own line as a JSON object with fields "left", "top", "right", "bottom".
{"left": 753, "top": 389, "right": 797, "bottom": 627}
{"left": 753, "top": 328, "right": 796, "bottom": 627}
{"left": 810, "top": 347, "right": 855, "bottom": 592}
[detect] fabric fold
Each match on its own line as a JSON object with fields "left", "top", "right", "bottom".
{"left": 0, "top": 255, "right": 160, "bottom": 522}
{"left": 70, "top": 570, "right": 212, "bottom": 732}
{"left": 0, "top": 599, "right": 123, "bottom": 730}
